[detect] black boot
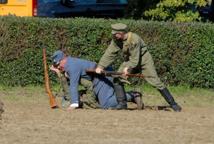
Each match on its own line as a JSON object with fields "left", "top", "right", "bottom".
{"left": 126, "top": 91, "right": 144, "bottom": 110}
{"left": 158, "top": 88, "right": 182, "bottom": 112}
{"left": 114, "top": 83, "right": 127, "bottom": 110}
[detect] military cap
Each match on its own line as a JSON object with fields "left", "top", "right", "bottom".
{"left": 52, "top": 50, "right": 64, "bottom": 65}
{"left": 111, "top": 23, "right": 128, "bottom": 34}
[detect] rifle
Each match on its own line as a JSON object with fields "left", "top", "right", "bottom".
{"left": 42, "top": 48, "right": 58, "bottom": 109}
{"left": 86, "top": 69, "right": 152, "bottom": 78}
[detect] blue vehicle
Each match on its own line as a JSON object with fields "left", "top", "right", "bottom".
{"left": 0, "top": 0, "right": 128, "bottom": 17}
{"left": 199, "top": 0, "right": 214, "bottom": 21}
{"left": 38, "top": 0, "right": 128, "bottom": 17}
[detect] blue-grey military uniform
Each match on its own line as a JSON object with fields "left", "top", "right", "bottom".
{"left": 52, "top": 50, "right": 118, "bottom": 109}
{"left": 64, "top": 57, "right": 119, "bottom": 109}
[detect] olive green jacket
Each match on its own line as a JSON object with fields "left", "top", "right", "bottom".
{"left": 98, "top": 32, "right": 147, "bottom": 72}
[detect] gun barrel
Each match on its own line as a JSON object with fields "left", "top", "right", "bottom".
{"left": 86, "top": 69, "right": 146, "bottom": 78}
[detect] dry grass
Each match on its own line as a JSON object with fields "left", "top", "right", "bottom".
{"left": 0, "top": 86, "right": 214, "bottom": 144}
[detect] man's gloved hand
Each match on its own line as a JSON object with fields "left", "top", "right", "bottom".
{"left": 67, "top": 103, "right": 79, "bottom": 111}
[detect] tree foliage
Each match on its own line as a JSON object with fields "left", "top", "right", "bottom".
{"left": 144, "top": 0, "right": 208, "bottom": 22}
{"left": 125, "top": 0, "right": 159, "bottom": 19}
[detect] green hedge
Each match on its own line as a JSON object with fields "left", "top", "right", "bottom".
{"left": 0, "top": 16, "right": 213, "bottom": 88}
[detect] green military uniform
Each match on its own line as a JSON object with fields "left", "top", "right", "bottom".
{"left": 58, "top": 73, "right": 97, "bottom": 109}
{"left": 98, "top": 28, "right": 165, "bottom": 89}
{"left": 97, "top": 23, "right": 182, "bottom": 112}
{"left": 79, "top": 78, "right": 98, "bottom": 109}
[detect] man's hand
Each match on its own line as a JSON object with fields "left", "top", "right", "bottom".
{"left": 50, "top": 65, "right": 61, "bottom": 76}
{"left": 95, "top": 67, "right": 104, "bottom": 74}
{"left": 67, "top": 103, "right": 79, "bottom": 111}
{"left": 123, "top": 67, "right": 130, "bottom": 77}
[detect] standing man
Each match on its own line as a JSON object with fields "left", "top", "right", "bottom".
{"left": 51, "top": 50, "right": 143, "bottom": 110}
{"left": 95, "top": 23, "right": 182, "bottom": 112}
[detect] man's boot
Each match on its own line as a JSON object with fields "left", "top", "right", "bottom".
{"left": 126, "top": 91, "right": 144, "bottom": 110}
{"left": 158, "top": 88, "right": 182, "bottom": 112}
{"left": 114, "top": 83, "right": 127, "bottom": 110}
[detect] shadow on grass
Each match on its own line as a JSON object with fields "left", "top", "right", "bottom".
{"left": 127, "top": 105, "right": 171, "bottom": 111}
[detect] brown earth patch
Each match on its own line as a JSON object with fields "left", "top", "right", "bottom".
{"left": 0, "top": 88, "right": 214, "bottom": 144}
{"left": 0, "top": 100, "right": 3, "bottom": 120}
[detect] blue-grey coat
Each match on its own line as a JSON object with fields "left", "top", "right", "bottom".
{"left": 64, "top": 56, "right": 118, "bottom": 109}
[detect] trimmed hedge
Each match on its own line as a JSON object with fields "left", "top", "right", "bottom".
{"left": 0, "top": 16, "right": 213, "bottom": 88}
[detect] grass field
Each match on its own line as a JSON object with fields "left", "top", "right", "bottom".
{"left": 0, "top": 85, "right": 214, "bottom": 144}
